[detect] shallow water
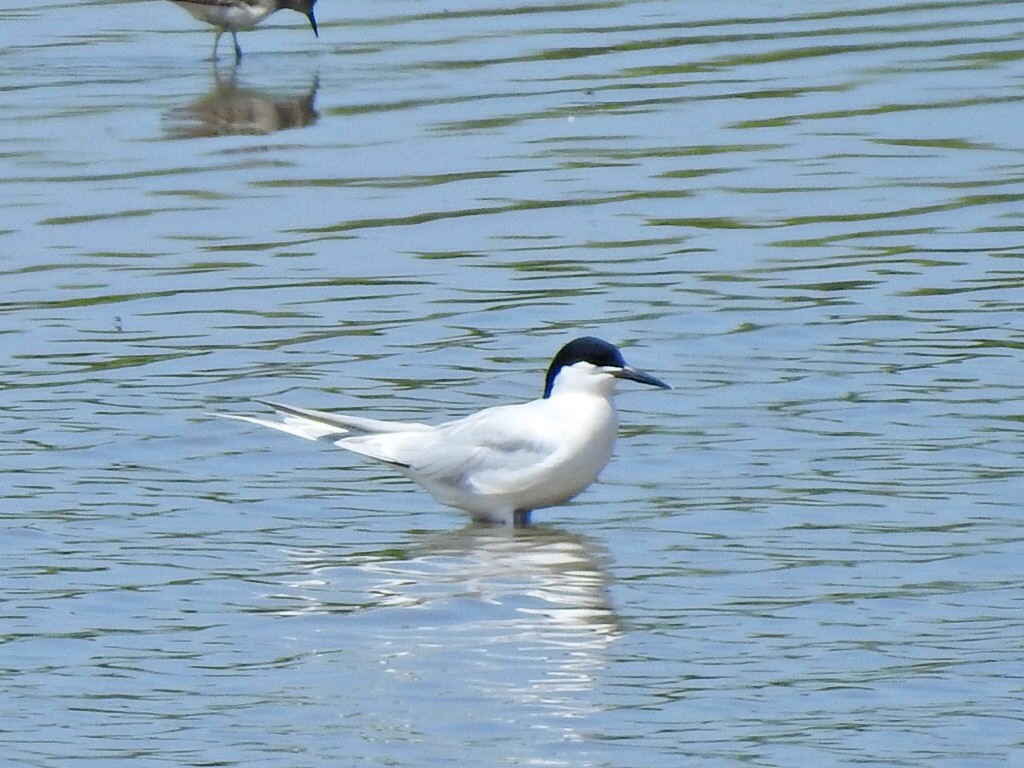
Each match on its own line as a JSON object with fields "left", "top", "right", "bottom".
{"left": 1, "top": 1, "right": 1022, "bottom": 766}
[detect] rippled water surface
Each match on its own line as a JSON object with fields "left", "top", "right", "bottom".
{"left": 2, "top": 1, "right": 1023, "bottom": 765}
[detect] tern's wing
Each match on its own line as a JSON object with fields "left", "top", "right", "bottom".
{"left": 337, "top": 404, "right": 565, "bottom": 494}
{"left": 213, "top": 400, "right": 431, "bottom": 442}
{"left": 459, "top": 432, "right": 565, "bottom": 497}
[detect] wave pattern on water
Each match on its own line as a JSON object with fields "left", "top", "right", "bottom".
{"left": 1, "top": 1, "right": 1022, "bottom": 766}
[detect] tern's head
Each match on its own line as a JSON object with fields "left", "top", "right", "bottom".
{"left": 281, "top": 0, "right": 318, "bottom": 36}
{"left": 543, "top": 336, "right": 671, "bottom": 398}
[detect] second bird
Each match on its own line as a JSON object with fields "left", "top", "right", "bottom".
{"left": 169, "top": 0, "right": 319, "bottom": 63}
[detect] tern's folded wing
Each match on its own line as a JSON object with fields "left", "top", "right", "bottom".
{"left": 337, "top": 412, "right": 564, "bottom": 493}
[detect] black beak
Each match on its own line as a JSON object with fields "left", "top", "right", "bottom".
{"left": 307, "top": 10, "right": 318, "bottom": 37}
{"left": 614, "top": 365, "right": 671, "bottom": 390}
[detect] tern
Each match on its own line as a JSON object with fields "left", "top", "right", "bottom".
{"left": 168, "top": 0, "right": 319, "bottom": 63}
{"left": 218, "top": 337, "right": 670, "bottom": 526}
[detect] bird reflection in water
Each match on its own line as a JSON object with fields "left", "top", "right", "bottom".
{"left": 268, "top": 523, "right": 621, "bottom": 723}
{"left": 274, "top": 524, "right": 618, "bottom": 631}
{"left": 164, "top": 67, "right": 319, "bottom": 139}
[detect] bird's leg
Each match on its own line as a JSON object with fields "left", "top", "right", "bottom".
{"left": 210, "top": 29, "right": 223, "bottom": 61}
{"left": 232, "top": 31, "right": 242, "bottom": 63}
{"left": 513, "top": 509, "right": 532, "bottom": 528}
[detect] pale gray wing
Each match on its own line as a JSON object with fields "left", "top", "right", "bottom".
{"left": 459, "top": 430, "right": 565, "bottom": 496}
{"left": 339, "top": 404, "right": 564, "bottom": 493}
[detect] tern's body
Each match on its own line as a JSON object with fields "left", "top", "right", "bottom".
{"left": 169, "top": 0, "right": 318, "bottom": 62}
{"left": 218, "top": 337, "right": 669, "bottom": 526}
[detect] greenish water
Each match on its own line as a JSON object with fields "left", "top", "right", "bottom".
{"left": 1, "top": 1, "right": 1022, "bottom": 766}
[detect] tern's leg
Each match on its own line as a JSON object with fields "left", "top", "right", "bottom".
{"left": 232, "top": 31, "right": 242, "bottom": 63}
{"left": 211, "top": 29, "right": 223, "bottom": 61}
{"left": 513, "top": 509, "right": 532, "bottom": 528}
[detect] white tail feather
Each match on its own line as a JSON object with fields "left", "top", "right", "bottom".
{"left": 212, "top": 399, "right": 434, "bottom": 443}
{"left": 214, "top": 411, "right": 346, "bottom": 441}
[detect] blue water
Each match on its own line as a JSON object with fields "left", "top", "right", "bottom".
{"left": 1, "top": 1, "right": 1022, "bottom": 765}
